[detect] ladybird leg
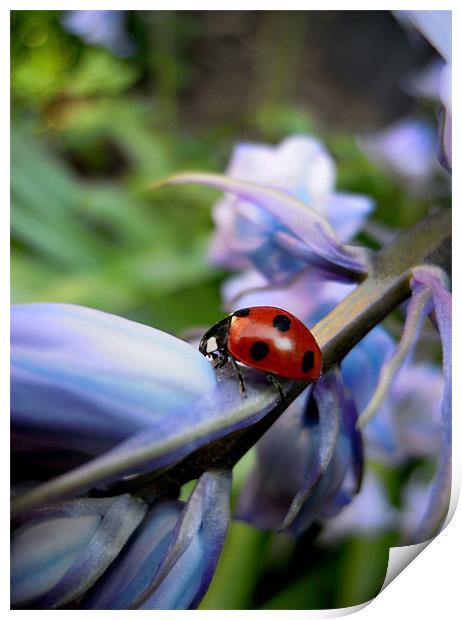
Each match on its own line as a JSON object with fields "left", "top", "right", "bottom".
{"left": 214, "top": 352, "right": 229, "bottom": 369}
{"left": 229, "top": 355, "right": 246, "bottom": 396}
{"left": 265, "top": 373, "right": 284, "bottom": 403}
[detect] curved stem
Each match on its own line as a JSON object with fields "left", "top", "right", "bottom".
{"left": 118, "top": 208, "right": 452, "bottom": 501}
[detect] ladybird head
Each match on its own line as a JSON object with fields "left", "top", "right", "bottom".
{"left": 199, "top": 316, "right": 232, "bottom": 368}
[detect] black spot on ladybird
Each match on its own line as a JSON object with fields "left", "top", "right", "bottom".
{"left": 250, "top": 341, "right": 269, "bottom": 361}
{"left": 234, "top": 308, "right": 251, "bottom": 317}
{"left": 302, "top": 350, "right": 314, "bottom": 373}
{"left": 273, "top": 314, "right": 291, "bottom": 332}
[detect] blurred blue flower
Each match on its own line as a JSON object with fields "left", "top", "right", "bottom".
{"left": 156, "top": 136, "right": 373, "bottom": 284}
{"left": 364, "top": 363, "right": 443, "bottom": 464}
{"left": 208, "top": 136, "right": 373, "bottom": 273}
{"left": 61, "top": 10, "right": 135, "bottom": 57}
{"left": 358, "top": 119, "right": 438, "bottom": 194}
{"left": 318, "top": 470, "right": 400, "bottom": 543}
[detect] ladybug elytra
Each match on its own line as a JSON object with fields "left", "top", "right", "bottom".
{"left": 199, "top": 306, "right": 322, "bottom": 398}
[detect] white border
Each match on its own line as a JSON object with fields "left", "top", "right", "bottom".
{"left": 5, "top": 4, "right": 460, "bottom": 618}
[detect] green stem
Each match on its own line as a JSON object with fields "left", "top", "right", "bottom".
{"left": 114, "top": 208, "right": 451, "bottom": 501}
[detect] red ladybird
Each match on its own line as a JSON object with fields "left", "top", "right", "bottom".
{"left": 199, "top": 306, "right": 322, "bottom": 398}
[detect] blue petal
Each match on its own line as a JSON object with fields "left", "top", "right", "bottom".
{"left": 401, "top": 10, "right": 452, "bottom": 62}
{"left": 236, "top": 371, "right": 362, "bottom": 535}
{"left": 86, "top": 471, "right": 232, "bottom": 609}
{"left": 280, "top": 371, "right": 342, "bottom": 530}
{"left": 358, "top": 119, "right": 437, "bottom": 185}
{"left": 154, "top": 173, "right": 370, "bottom": 279}
{"left": 140, "top": 470, "right": 231, "bottom": 610}
{"left": 11, "top": 303, "right": 217, "bottom": 468}
{"left": 11, "top": 495, "right": 147, "bottom": 608}
{"left": 84, "top": 500, "right": 183, "bottom": 609}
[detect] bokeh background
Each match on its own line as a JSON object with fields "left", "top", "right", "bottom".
{"left": 11, "top": 10, "right": 450, "bottom": 609}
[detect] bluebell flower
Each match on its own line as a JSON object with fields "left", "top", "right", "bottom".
{"left": 11, "top": 303, "right": 217, "bottom": 479}
{"left": 11, "top": 471, "right": 232, "bottom": 609}
{"left": 154, "top": 136, "right": 374, "bottom": 283}
{"left": 61, "top": 10, "right": 135, "bottom": 57}
{"left": 235, "top": 323, "right": 394, "bottom": 534}
{"left": 356, "top": 265, "right": 451, "bottom": 542}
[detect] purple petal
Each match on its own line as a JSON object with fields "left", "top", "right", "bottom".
{"left": 235, "top": 391, "right": 318, "bottom": 530}
{"left": 235, "top": 373, "right": 360, "bottom": 535}
{"left": 11, "top": 495, "right": 146, "bottom": 608}
{"left": 279, "top": 370, "right": 342, "bottom": 531}
{"left": 154, "top": 173, "right": 370, "bottom": 278}
{"left": 411, "top": 267, "right": 451, "bottom": 542}
{"left": 340, "top": 384, "right": 364, "bottom": 494}
{"left": 206, "top": 137, "right": 372, "bottom": 278}
{"left": 225, "top": 136, "right": 336, "bottom": 209}
{"left": 11, "top": 303, "right": 217, "bottom": 473}
{"left": 341, "top": 325, "right": 395, "bottom": 413}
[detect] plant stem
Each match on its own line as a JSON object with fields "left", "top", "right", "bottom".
{"left": 116, "top": 208, "right": 452, "bottom": 502}
{"left": 10, "top": 209, "right": 451, "bottom": 514}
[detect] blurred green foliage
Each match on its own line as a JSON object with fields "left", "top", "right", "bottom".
{"left": 11, "top": 10, "right": 449, "bottom": 610}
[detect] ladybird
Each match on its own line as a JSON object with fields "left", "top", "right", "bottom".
{"left": 199, "top": 306, "right": 322, "bottom": 398}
